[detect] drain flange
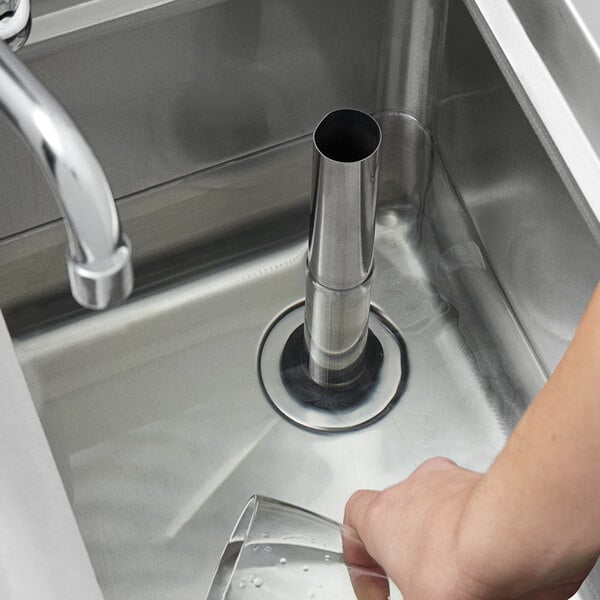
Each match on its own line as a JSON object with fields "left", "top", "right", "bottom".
{"left": 258, "top": 304, "right": 405, "bottom": 432}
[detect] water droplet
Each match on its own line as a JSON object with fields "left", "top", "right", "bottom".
{"left": 264, "top": 545, "right": 272, "bottom": 553}
{"left": 308, "top": 592, "right": 316, "bottom": 599}
{"left": 253, "top": 577, "right": 264, "bottom": 588}
{"left": 324, "top": 554, "right": 330, "bottom": 562}
{"left": 302, "top": 565, "right": 310, "bottom": 572}
{"left": 262, "top": 532, "right": 269, "bottom": 538}
{"left": 249, "top": 574, "right": 256, "bottom": 583}
{"left": 239, "top": 581, "right": 246, "bottom": 589}
{"left": 279, "top": 558, "right": 287, "bottom": 565}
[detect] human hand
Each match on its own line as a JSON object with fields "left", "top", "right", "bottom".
{"left": 344, "top": 458, "right": 591, "bottom": 599}
{"left": 342, "top": 523, "right": 389, "bottom": 600}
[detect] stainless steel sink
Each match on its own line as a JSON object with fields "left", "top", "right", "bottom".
{"left": 3, "top": 0, "right": 600, "bottom": 599}
{"left": 13, "top": 130, "right": 540, "bottom": 599}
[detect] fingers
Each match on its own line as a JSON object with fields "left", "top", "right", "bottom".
{"left": 342, "top": 524, "right": 385, "bottom": 571}
{"left": 343, "top": 459, "right": 460, "bottom": 548}
{"left": 342, "top": 460, "right": 486, "bottom": 600}
{"left": 343, "top": 490, "right": 385, "bottom": 570}
{"left": 419, "top": 456, "right": 457, "bottom": 471}
{"left": 347, "top": 568, "right": 390, "bottom": 600}
{"left": 343, "top": 491, "right": 390, "bottom": 600}
{"left": 344, "top": 489, "right": 380, "bottom": 534}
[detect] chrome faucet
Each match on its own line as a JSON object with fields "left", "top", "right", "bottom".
{"left": 0, "top": 1, "right": 133, "bottom": 310}
{"left": 0, "top": 0, "right": 30, "bottom": 50}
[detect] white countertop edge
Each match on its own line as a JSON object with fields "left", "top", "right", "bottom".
{"left": 0, "top": 310, "right": 104, "bottom": 600}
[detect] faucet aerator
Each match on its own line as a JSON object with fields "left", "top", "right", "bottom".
{"left": 67, "top": 236, "right": 134, "bottom": 310}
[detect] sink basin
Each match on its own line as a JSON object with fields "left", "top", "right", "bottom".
{"left": 3, "top": 0, "right": 600, "bottom": 598}
{"left": 14, "top": 131, "right": 543, "bottom": 598}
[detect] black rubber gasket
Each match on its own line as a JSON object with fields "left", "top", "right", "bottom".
{"left": 280, "top": 325, "right": 384, "bottom": 411}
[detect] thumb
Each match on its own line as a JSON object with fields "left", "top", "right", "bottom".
{"left": 344, "top": 490, "right": 382, "bottom": 559}
{"left": 344, "top": 490, "right": 380, "bottom": 533}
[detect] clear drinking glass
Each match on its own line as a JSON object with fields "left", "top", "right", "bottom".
{"left": 206, "top": 495, "right": 389, "bottom": 600}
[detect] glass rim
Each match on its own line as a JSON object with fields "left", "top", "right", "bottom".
{"left": 205, "top": 495, "right": 380, "bottom": 600}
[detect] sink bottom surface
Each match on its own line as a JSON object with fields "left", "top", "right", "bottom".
{"left": 18, "top": 223, "right": 523, "bottom": 599}
{"left": 16, "top": 152, "right": 586, "bottom": 597}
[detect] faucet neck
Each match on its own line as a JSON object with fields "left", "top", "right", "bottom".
{"left": 0, "top": 0, "right": 31, "bottom": 50}
{"left": 0, "top": 36, "right": 133, "bottom": 309}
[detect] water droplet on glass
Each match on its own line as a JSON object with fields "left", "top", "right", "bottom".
{"left": 239, "top": 581, "right": 246, "bottom": 589}
{"left": 262, "top": 532, "right": 269, "bottom": 538}
{"left": 253, "top": 577, "right": 264, "bottom": 588}
{"left": 279, "top": 558, "right": 287, "bottom": 565}
{"left": 324, "top": 554, "right": 330, "bottom": 562}
{"left": 249, "top": 574, "right": 256, "bottom": 583}
{"left": 308, "top": 592, "right": 316, "bottom": 599}
{"left": 264, "top": 546, "right": 272, "bottom": 553}
{"left": 302, "top": 565, "right": 310, "bottom": 572}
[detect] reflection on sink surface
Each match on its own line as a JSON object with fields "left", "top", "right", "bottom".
{"left": 15, "top": 126, "right": 546, "bottom": 599}
{"left": 3, "top": 0, "right": 600, "bottom": 598}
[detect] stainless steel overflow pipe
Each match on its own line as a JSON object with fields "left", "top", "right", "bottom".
{"left": 304, "top": 109, "right": 381, "bottom": 389}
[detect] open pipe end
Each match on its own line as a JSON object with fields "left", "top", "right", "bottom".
{"left": 308, "top": 109, "right": 381, "bottom": 289}
{"left": 314, "top": 109, "right": 381, "bottom": 163}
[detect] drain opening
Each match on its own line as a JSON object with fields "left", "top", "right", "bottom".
{"left": 259, "top": 304, "right": 405, "bottom": 433}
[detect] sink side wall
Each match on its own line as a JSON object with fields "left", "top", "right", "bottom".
{"left": 0, "top": 0, "right": 445, "bottom": 239}
{"left": 435, "top": 0, "right": 600, "bottom": 373}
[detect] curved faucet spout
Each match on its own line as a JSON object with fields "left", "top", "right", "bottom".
{"left": 0, "top": 0, "right": 31, "bottom": 50}
{"left": 0, "top": 38, "right": 133, "bottom": 310}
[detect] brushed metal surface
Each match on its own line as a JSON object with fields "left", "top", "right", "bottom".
{"left": 2, "top": 2, "right": 600, "bottom": 598}
{"left": 0, "top": 136, "right": 312, "bottom": 334}
{"left": 463, "top": 0, "right": 600, "bottom": 248}
{"left": 0, "top": 114, "right": 429, "bottom": 336}
{"left": 305, "top": 109, "right": 380, "bottom": 387}
{"left": 32, "top": 0, "right": 82, "bottom": 15}
{"left": 0, "top": 0, "right": 446, "bottom": 240}
{"left": 14, "top": 139, "right": 549, "bottom": 599}
{"left": 308, "top": 110, "right": 380, "bottom": 291}
{"left": 304, "top": 277, "right": 374, "bottom": 388}
{"left": 507, "top": 0, "right": 600, "bottom": 163}
{"left": 437, "top": 0, "right": 600, "bottom": 374}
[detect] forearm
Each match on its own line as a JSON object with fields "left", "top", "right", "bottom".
{"left": 457, "top": 284, "right": 600, "bottom": 595}
{"left": 345, "top": 285, "right": 600, "bottom": 599}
